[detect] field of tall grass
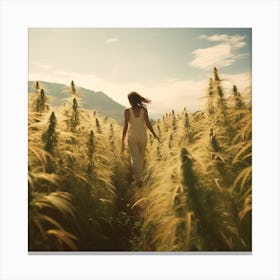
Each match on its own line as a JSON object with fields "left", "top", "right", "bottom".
{"left": 28, "top": 67, "right": 251, "bottom": 251}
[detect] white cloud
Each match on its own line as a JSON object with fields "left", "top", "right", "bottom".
{"left": 204, "top": 34, "right": 246, "bottom": 46}
{"left": 106, "top": 38, "right": 119, "bottom": 44}
{"left": 191, "top": 34, "right": 247, "bottom": 70}
{"left": 191, "top": 44, "right": 235, "bottom": 69}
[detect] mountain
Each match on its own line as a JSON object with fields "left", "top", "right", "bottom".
{"left": 28, "top": 81, "right": 125, "bottom": 124}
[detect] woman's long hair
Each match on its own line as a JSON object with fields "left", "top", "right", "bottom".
{"left": 128, "top": 92, "right": 151, "bottom": 108}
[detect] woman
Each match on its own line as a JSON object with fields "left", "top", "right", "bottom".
{"left": 122, "top": 92, "right": 159, "bottom": 186}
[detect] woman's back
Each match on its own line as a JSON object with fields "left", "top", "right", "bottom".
{"left": 121, "top": 91, "right": 158, "bottom": 186}
{"left": 128, "top": 107, "right": 146, "bottom": 132}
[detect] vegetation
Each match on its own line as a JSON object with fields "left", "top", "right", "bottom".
{"left": 28, "top": 69, "right": 251, "bottom": 251}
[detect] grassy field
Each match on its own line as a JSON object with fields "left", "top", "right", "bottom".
{"left": 28, "top": 67, "right": 251, "bottom": 251}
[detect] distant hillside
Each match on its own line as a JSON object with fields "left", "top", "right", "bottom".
{"left": 28, "top": 81, "right": 125, "bottom": 123}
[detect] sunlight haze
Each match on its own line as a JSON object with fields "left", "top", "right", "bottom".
{"left": 29, "top": 28, "right": 251, "bottom": 118}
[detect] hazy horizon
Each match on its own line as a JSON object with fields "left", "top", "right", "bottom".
{"left": 29, "top": 28, "right": 252, "bottom": 116}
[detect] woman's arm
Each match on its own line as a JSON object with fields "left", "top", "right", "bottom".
{"left": 143, "top": 108, "right": 159, "bottom": 140}
{"left": 122, "top": 109, "right": 129, "bottom": 151}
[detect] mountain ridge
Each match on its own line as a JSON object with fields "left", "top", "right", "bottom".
{"left": 28, "top": 81, "right": 125, "bottom": 123}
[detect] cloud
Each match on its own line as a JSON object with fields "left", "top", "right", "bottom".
{"left": 106, "top": 38, "right": 119, "bottom": 44}
{"left": 191, "top": 34, "right": 247, "bottom": 70}
{"left": 191, "top": 44, "right": 235, "bottom": 69}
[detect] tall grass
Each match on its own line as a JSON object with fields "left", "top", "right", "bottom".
{"left": 28, "top": 82, "right": 131, "bottom": 251}
{"left": 134, "top": 67, "right": 251, "bottom": 251}
{"left": 28, "top": 70, "right": 252, "bottom": 251}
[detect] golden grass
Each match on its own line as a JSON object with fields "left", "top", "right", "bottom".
{"left": 28, "top": 71, "right": 252, "bottom": 251}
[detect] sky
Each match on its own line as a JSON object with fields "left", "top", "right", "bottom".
{"left": 29, "top": 28, "right": 252, "bottom": 117}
